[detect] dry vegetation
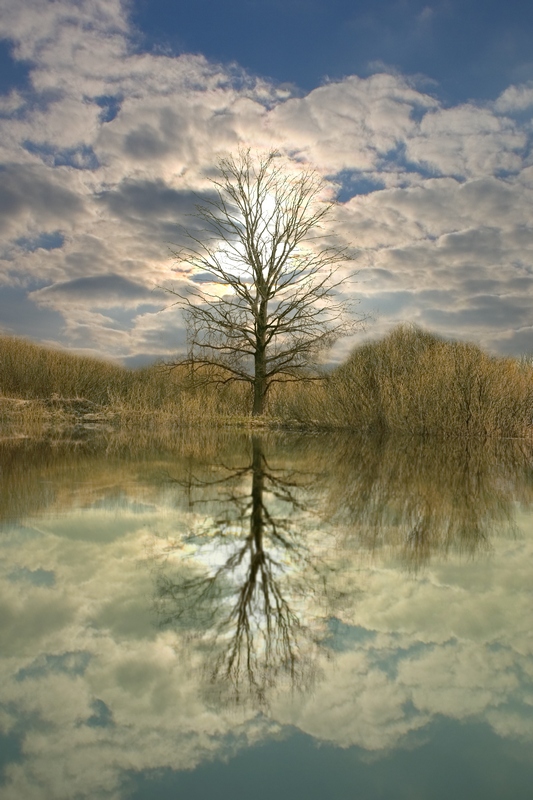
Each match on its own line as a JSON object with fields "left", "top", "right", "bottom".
{"left": 0, "top": 334, "right": 249, "bottom": 436}
{"left": 272, "top": 325, "right": 533, "bottom": 438}
{"left": 2, "top": 326, "right": 533, "bottom": 438}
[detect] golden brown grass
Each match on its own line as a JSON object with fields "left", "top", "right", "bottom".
{"left": 0, "top": 335, "right": 128, "bottom": 402}
{"left": 2, "top": 326, "right": 533, "bottom": 438}
{"left": 0, "top": 335, "right": 249, "bottom": 433}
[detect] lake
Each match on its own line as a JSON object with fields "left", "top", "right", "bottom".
{"left": 1, "top": 429, "right": 532, "bottom": 799}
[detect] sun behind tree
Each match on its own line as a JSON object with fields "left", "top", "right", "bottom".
{"left": 165, "top": 149, "right": 360, "bottom": 416}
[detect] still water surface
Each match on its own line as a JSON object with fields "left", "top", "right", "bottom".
{"left": 1, "top": 430, "right": 532, "bottom": 799}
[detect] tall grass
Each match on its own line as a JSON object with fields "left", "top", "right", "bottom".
{"left": 2, "top": 327, "right": 533, "bottom": 437}
{"left": 0, "top": 335, "right": 249, "bottom": 431}
{"left": 0, "top": 335, "right": 128, "bottom": 402}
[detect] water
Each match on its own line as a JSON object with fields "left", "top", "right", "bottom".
{"left": 1, "top": 431, "right": 532, "bottom": 799}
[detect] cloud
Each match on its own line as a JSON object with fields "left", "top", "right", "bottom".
{"left": 269, "top": 73, "right": 439, "bottom": 175}
{"left": 405, "top": 104, "right": 525, "bottom": 177}
{"left": 99, "top": 179, "right": 208, "bottom": 226}
{"left": 0, "top": 163, "right": 84, "bottom": 236}
{"left": 31, "top": 274, "right": 165, "bottom": 308}
{"left": 494, "top": 81, "right": 533, "bottom": 113}
{"left": 1, "top": 0, "right": 533, "bottom": 361}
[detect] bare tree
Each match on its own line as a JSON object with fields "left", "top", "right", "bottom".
{"left": 165, "top": 149, "right": 360, "bottom": 415}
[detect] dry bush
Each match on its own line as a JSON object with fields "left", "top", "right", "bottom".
{"left": 265, "top": 378, "right": 329, "bottom": 426}
{"left": 0, "top": 335, "right": 251, "bottom": 430}
{"left": 0, "top": 335, "right": 128, "bottom": 403}
{"left": 326, "top": 325, "right": 533, "bottom": 437}
{"left": 106, "top": 362, "right": 251, "bottom": 425}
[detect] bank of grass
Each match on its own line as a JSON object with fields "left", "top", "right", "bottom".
{"left": 2, "top": 326, "right": 533, "bottom": 438}
{"left": 0, "top": 335, "right": 250, "bottom": 435}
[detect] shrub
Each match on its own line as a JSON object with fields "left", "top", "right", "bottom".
{"left": 326, "top": 325, "right": 533, "bottom": 437}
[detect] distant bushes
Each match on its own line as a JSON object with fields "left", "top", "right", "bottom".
{"left": 2, "top": 327, "right": 533, "bottom": 438}
{"left": 0, "top": 335, "right": 128, "bottom": 403}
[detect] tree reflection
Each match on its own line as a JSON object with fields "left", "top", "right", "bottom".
{"left": 153, "top": 432, "right": 533, "bottom": 703}
{"left": 155, "top": 435, "right": 331, "bottom": 705}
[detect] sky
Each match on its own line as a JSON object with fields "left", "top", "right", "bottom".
{"left": 2, "top": 0, "right": 533, "bottom": 365}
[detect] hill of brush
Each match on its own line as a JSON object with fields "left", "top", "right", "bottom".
{"left": 273, "top": 325, "right": 533, "bottom": 438}
{"left": 0, "top": 335, "right": 249, "bottom": 424}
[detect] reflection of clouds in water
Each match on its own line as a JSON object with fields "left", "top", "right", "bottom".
{"left": 8, "top": 566, "right": 56, "bottom": 587}
{"left": 289, "top": 514, "right": 533, "bottom": 751}
{"left": 2, "top": 515, "right": 532, "bottom": 796}
{"left": 0, "top": 438, "right": 533, "bottom": 798}
{"left": 0, "top": 512, "right": 266, "bottom": 800}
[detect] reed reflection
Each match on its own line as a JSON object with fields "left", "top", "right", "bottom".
{"left": 326, "top": 434, "right": 533, "bottom": 569}
{"left": 155, "top": 435, "right": 331, "bottom": 705}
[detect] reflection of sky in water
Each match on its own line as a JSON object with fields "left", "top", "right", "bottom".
{"left": 15, "top": 651, "right": 91, "bottom": 681}
{"left": 8, "top": 566, "right": 56, "bottom": 587}
{"left": 126, "top": 721, "right": 533, "bottom": 800}
{"left": 0, "top": 436, "right": 532, "bottom": 799}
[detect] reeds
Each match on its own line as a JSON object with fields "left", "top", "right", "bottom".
{"left": 0, "top": 335, "right": 249, "bottom": 433}
{"left": 2, "top": 327, "right": 533, "bottom": 438}
{"left": 0, "top": 335, "right": 128, "bottom": 402}
{"left": 272, "top": 325, "right": 533, "bottom": 438}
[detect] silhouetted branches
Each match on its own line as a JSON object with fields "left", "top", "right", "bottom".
{"left": 164, "top": 149, "right": 361, "bottom": 414}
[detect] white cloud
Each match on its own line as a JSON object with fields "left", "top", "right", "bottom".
{"left": 494, "top": 81, "right": 533, "bottom": 113}
{"left": 406, "top": 104, "right": 525, "bottom": 177}
{"left": 269, "top": 73, "right": 439, "bottom": 174}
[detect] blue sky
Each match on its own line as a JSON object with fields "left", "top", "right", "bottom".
{"left": 1, "top": 0, "right": 533, "bottom": 364}
{"left": 132, "top": 0, "right": 533, "bottom": 102}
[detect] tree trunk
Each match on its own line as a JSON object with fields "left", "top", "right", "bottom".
{"left": 252, "top": 301, "right": 268, "bottom": 416}
{"left": 252, "top": 351, "right": 267, "bottom": 415}
{"left": 250, "top": 435, "right": 265, "bottom": 546}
